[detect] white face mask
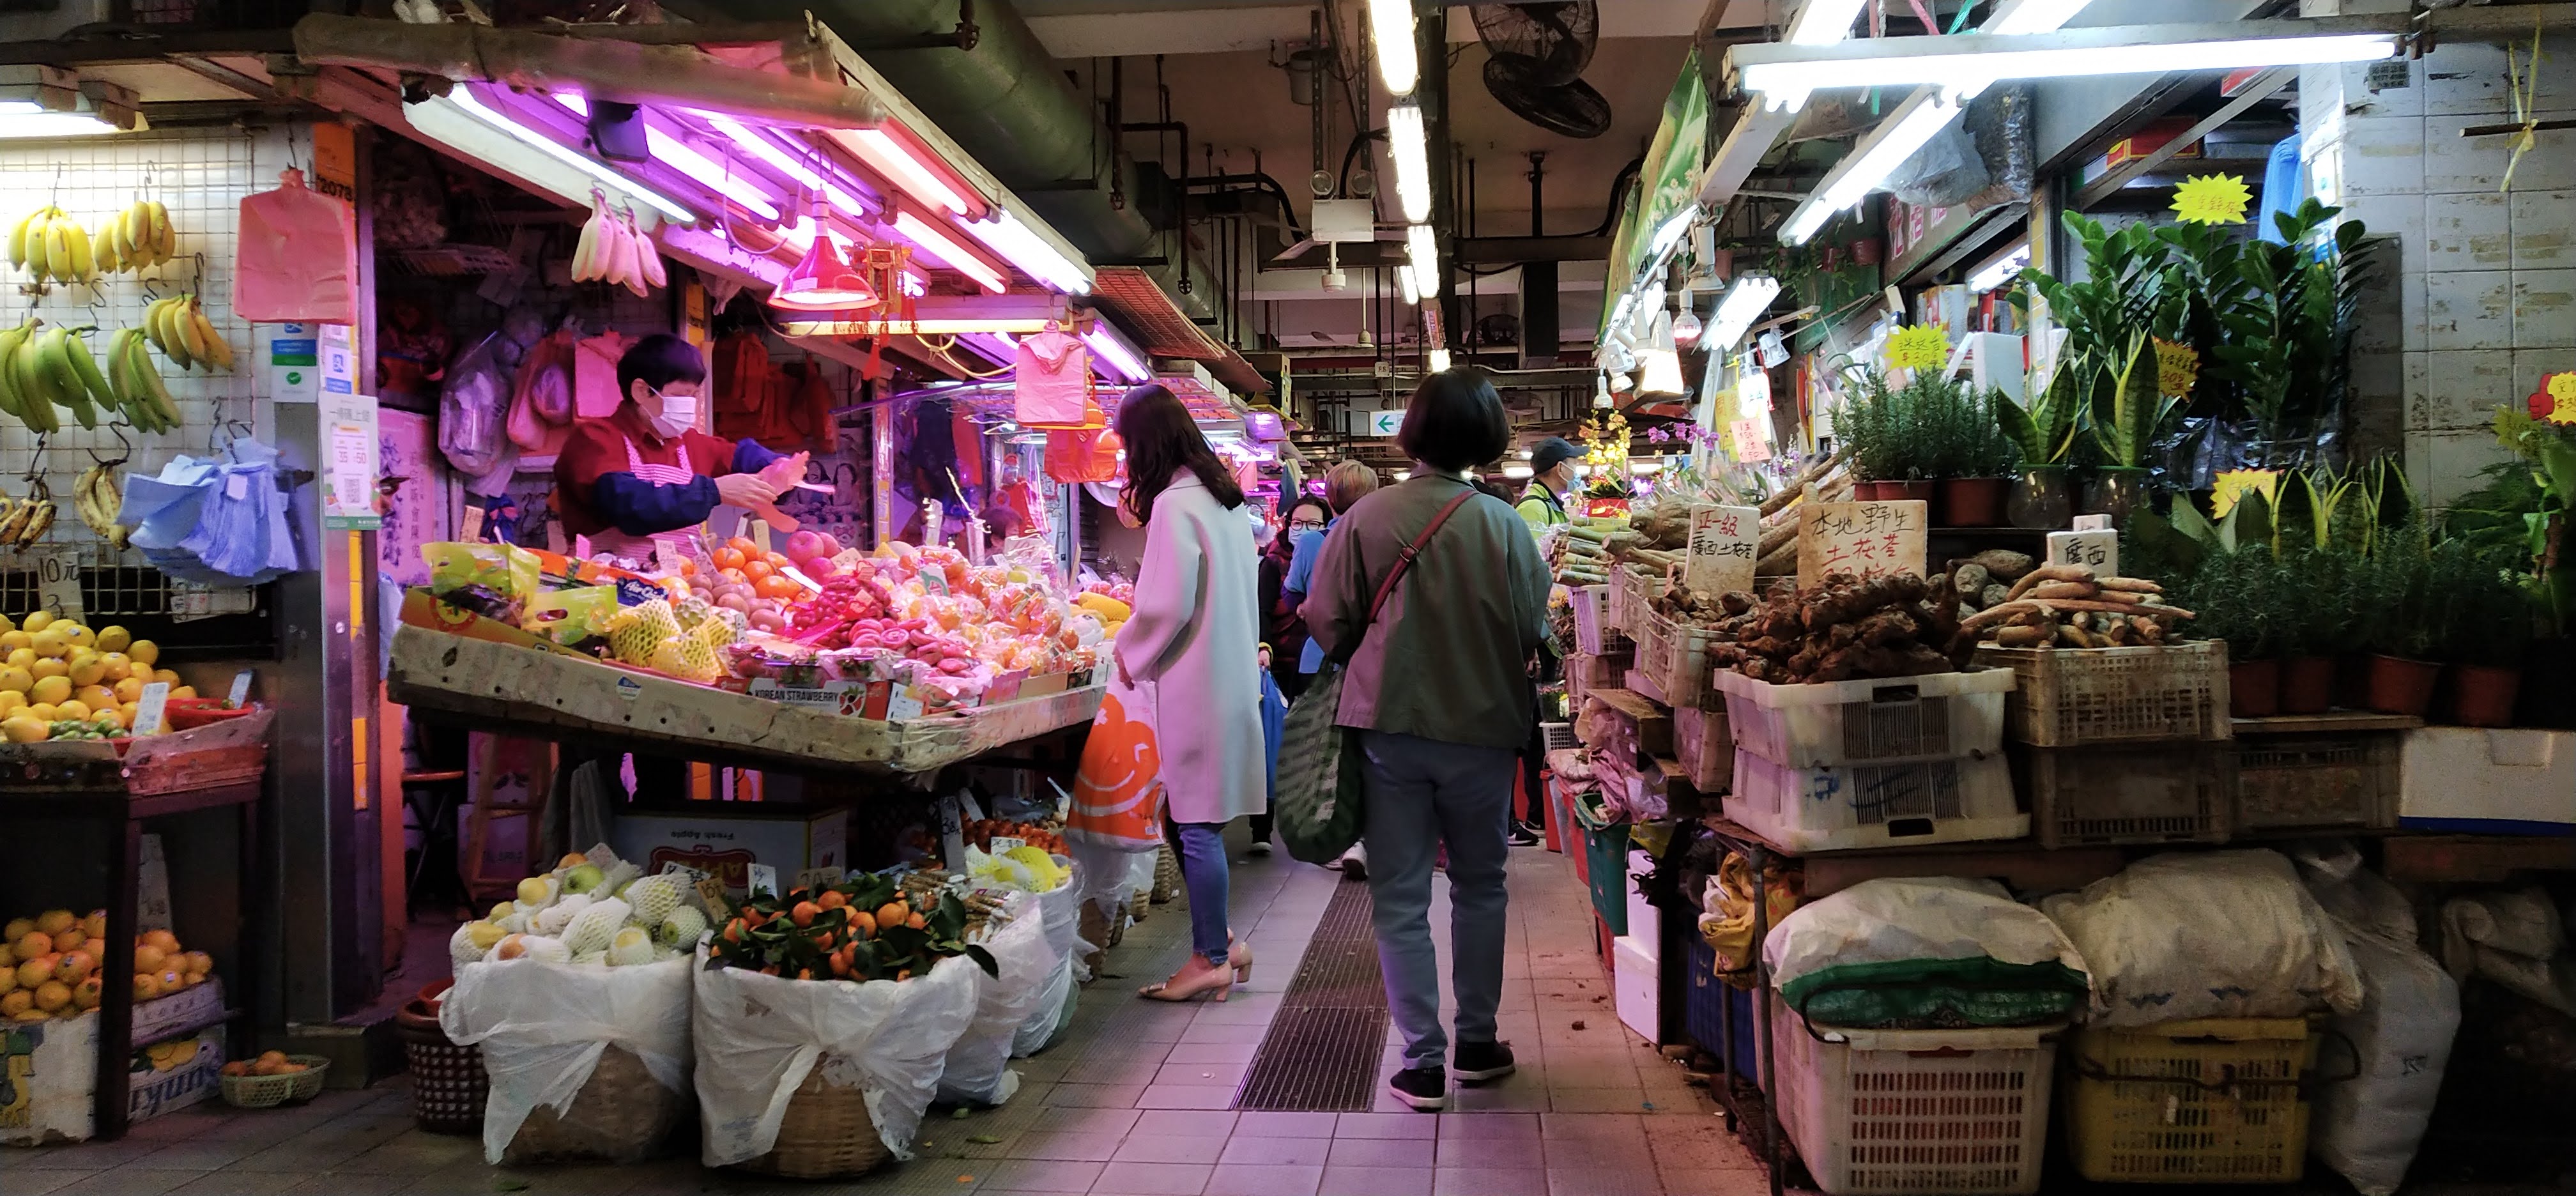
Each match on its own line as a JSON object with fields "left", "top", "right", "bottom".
{"left": 647, "top": 388, "right": 699, "bottom": 438}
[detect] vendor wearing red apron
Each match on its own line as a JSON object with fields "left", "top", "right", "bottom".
{"left": 555, "top": 334, "right": 809, "bottom": 567}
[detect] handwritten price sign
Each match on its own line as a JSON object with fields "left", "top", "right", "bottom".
{"left": 1796, "top": 500, "right": 1928, "bottom": 590}
{"left": 1683, "top": 504, "right": 1760, "bottom": 595}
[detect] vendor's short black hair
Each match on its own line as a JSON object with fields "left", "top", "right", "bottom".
{"left": 1398, "top": 368, "right": 1511, "bottom": 472}
{"left": 618, "top": 333, "right": 708, "bottom": 398}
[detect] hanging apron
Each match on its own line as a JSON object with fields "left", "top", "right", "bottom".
{"left": 585, "top": 433, "right": 700, "bottom": 572}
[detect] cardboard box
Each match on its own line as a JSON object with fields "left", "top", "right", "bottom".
{"left": 0, "top": 1014, "right": 224, "bottom": 1144}
{"left": 611, "top": 807, "right": 850, "bottom": 899}
{"left": 2103, "top": 118, "right": 2202, "bottom": 169}
{"left": 1625, "top": 850, "right": 1661, "bottom": 962}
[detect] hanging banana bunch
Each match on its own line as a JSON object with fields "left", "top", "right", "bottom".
{"left": 105, "top": 325, "right": 181, "bottom": 434}
{"left": 570, "top": 191, "right": 662, "bottom": 296}
{"left": 73, "top": 458, "right": 129, "bottom": 550}
{"left": 141, "top": 293, "right": 232, "bottom": 372}
{"left": 0, "top": 477, "right": 58, "bottom": 554}
{"left": 7, "top": 206, "right": 96, "bottom": 286}
{"left": 112, "top": 199, "right": 173, "bottom": 273}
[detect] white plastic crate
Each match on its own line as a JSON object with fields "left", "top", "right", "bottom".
{"left": 1771, "top": 996, "right": 2059, "bottom": 1196}
{"left": 2398, "top": 728, "right": 2576, "bottom": 832}
{"left": 1624, "top": 848, "right": 1660, "bottom": 959}
{"left": 1614, "top": 936, "right": 1659, "bottom": 1043}
{"left": 1540, "top": 722, "right": 1580, "bottom": 753}
{"left": 1570, "top": 584, "right": 1627, "bottom": 656}
{"left": 1727, "top": 751, "right": 2025, "bottom": 852}
{"left": 1717, "top": 668, "right": 2014, "bottom": 770}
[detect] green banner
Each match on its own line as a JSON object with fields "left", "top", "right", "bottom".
{"left": 1601, "top": 49, "right": 1710, "bottom": 341}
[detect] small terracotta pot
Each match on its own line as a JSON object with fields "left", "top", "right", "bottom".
{"left": 2449, "top": 665, "right": 2522, "bottom": 728}
{"left": 2281, "top": 657, "right": 2336, "bottom": 715}
{"left": 2334, "top": 653, "right": 2370, "bottom": 712}
{"left": 2364, "top": 654, "right": 2441, "bottom": 717}
{"left": 2230, "top": 659, "right": 2281, "bottom": 719}
{"left": 1939, "top": 477, "right": 2007, "bottom": 527}
{"left": 1849, "top": 236, "right": 1883, "bottom": 266}
{"left": 1853, "top": 479, "right": 1934, "bottom": 505}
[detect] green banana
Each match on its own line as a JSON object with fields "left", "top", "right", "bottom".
{"left": 63, "top": 332, "right": 112, "bottom": 427}
{"left": 122, "top": 335, "right": 178, "bottom": 431}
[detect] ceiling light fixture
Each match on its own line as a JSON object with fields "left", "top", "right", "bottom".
{"left": 1503, "top": 464, "right": 1535, "bottom": 479}
{"left": 1731, "top": 22, "right": 2401, "bottom": 98}
{"left": 1396, "top": 262, "right": 1420, "bottom": 306}
{"left": 771, "top": 233, "right": 878, "bottom": 312}
{"left": 1085, "top": 325, "right": 1153, "bottom": 383}
{"left": 965, "top": 208, "right": 1094, "bottom": 295}
{"left": 698, "top": 112, "right": 868, "bottom": 216}
{"left": 1368, "top": 0, "right": 1420, "bottom": 95}
{"left": 1387, "top": 101, "right": 1432, "bottom": 224}
{"left": 1969, "top": 244, "right": 2033, "bottom": 294}
{"left": 1427, "top": 347, "right": 1452, "bottom": 372}
{"left": 893, "top": 209, "right": 1009, "bottom": 293}
{"left": 1779, "top": 91, "right": 1959, "bottom": 244}
{"left": 779, "top": 316, "right": 1063, "bottom": 337}
{"left": 1406, "top": 224, "right": 1440, "bottom": 298}
{"left": 1706, "top": 273, "right": 1783, "bottom": 352}
{"left": 432, "top": 88, "right": 696, "bottom": 223}
{"left": 834, "top": 127, "right": 975, "bottom": 216}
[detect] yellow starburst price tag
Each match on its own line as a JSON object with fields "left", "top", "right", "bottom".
{"left": 2549, "top": 371, "right": 2576, "bottom": 424}
{"left": 2211, "top": 469, "right": 2281, "bottom": 520}
{"left": 2172, "top": 174, "right": 2253, "bottom": 225}
{"left": 2153, "top": 338, "right": 2200, "bottom": 397}
{"left": 1885, "top": 325, "right": 1951, "bottom": 371}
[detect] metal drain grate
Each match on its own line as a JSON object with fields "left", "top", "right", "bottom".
{"left": 1234, "top": 880, "right": 1388, "bottom": 1111}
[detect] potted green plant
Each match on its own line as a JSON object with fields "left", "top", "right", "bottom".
{"left": 1831, "top": 366, "right": 1937, "bottom": 503}
{"left": 2354, "top": 528, "right": 2441, "bottom": 716}
{"left": 2277, "top": 547, "right": 2354, "bottom": 714}
{"left": 1933, "top": 385, "right": 2018, "bottom": 526}
{"left": 2432, "top": 539, "right": 2535, "bottom": 726}
{"left": 2183, "top": 544, "right": 2284, "bottom": 716}
{"left": 1998, "top": 363, "right": 2081, "bottom": 528}
{"left": 2080, "top": 334, "right": 2180, "bottom": 520}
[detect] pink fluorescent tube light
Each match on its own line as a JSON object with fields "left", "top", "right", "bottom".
{"left": 1084, "top": 326, "right": 1150, "bottom": 383}
{"left": 893, "top": 210, "right": 1007, "bottom": 293}
{"left": 441, "top": 88, "right": 696, "bottom": 223}
{"left": 965, "top": 208, "right": 1092, "bottom": 295}
{"left": 695, "top": 111, "right": 870, "bottom": 217}
{"left": 555, "top": 92, "right": 780, "bottom": 220}
{"left": 834, "top": 127, "right": 974, "bottom": 216}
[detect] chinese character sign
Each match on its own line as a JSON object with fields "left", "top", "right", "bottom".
{"left": 2047, "top": 530, "right": 2119, "bottom": 578}
{"left": 1684, "top": 503, "right": 1761, "bottom": 595}
{"left": 1797, "top": 500, "right": 1928, "bottom": 589}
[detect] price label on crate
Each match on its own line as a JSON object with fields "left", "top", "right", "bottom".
{"left": 1797, "top": 500, "right": 1928, "bottom": 589}
{"left": 35, "top": 551, "right": 81, "bottom": 622}
{"left": 134, "top": 682, "right": 170, "bottom": 737}
{"left": 1683, "top": 503, "right": 1760, "bottom": 596}
{"left": 2047, "top": 530, "right": 2119, "bottom": 578}
{"left": 793, "top": 866, "right": 846, "bottom": 893}
{"left": 744, "top": 863, "right": 779, "bottom": 901}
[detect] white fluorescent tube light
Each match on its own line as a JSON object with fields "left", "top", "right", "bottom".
{"left": 699, "top": 113, "right": 868, "bottom": 217}
{"left": 894, "top": 210, "right": 1009, "bottom": 293}
{"left": 1731, "top": 22, "right": 2402, "bottom": 97}
{"left": 1387, "top": 101, "right": 1432, "bottom": 224}
{"left": 836, "top": 128, "right": 973, "bottom": 215}
{"left": 555, "top": 93, "right": 778, "bottom": 220}
{"left": 1969, "top": 245, "right": 2032, "bottom": 294}
{"left": 1503, "top": 464, "right": 1534, "bottom": 479}
{"left": 1786, "top": 0, "right": 1871, "bottom": 45}
{"left": 781, "top": 317, "right": 1062, "bottom": 336}
{"left": 1707, "top": 273, "right": 1782, "bottom": 352}
{"left": 1397, "top": 262, "right": 1421, "bottom": 306}
{"left": 1985, "top": 0, "right": 2094, "bottom": 35}
{"left": 1781, "top": 91, "right": 1959, "bottom": 244}
{"left": 1647, "top": 204, "right": 1698, "bottom": 261}
{"left": 1406, "top": 224, "right": 1440, "bottom": 298}
{"left": 434, "top": 88, "right": 697, "bottom": 223}
{"left": 1085, "top": 325, "right": 1153, "bottom": 383}
{"left": 965, "top": 208, "right": 1094, "bottom": 295}
{"left": 1368, "top": 0, "right": 1420, "bottom": 95}
{"left": 0, "top": 111, "right": 125, "bottom": 138}
{"left": 1427, "top": 347, "right": 1452, "bottom": 373}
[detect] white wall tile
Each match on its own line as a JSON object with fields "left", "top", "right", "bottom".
{"left": 2424, "top": 190, "right": 2511, "bottom": 270}
{"left": 2511, "top": 350, "right": 2571, "bottom": 404}
{"left": 2420, "top": 349, "right": 2519, "bottom": 430}
{"left": 2422, "top": 42, "right": 2517, "bottom": 118}
{"left": 2337, "top": 115, "right": 2428, "bottom": 197}
{"left": 2420, "top": 427, "right": 2518, "bottom": 505}
{"left": 2424, "top": 270, "right": 2515, "bottom": 349}
{"left": 2400, "top": 349, "right": 2430, "bottom": 432}
{"left": 2510, "top": 188, "right": 2576, "bottom": 268}
{"left": 2511, "top": 268, "right": 2576, "bottom": 348}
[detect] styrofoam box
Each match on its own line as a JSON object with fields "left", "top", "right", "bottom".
{"left": 2398, "top": 728, "right": 2576, "bottom": 833}
{"left": 1614, "top": 936, "right": 1659, "bottom": 1043}
{"left": 0, "top": 1014, "right": 225, "bottom": 1144}
{"left": 1770, "top": 994, "right": 2058, "bottom": 1196}
{"left": 1625, "top": 849, "right": 1660, "bottom": 960}
{"left": 1728, "top": 751, "right": 2027, "bottom": 853}
{"left": 1716, "top": 668, "right": 2014, "bottom": 770}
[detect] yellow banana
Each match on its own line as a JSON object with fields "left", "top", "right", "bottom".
{"left": 147, "top": 201, "right": 170, "bottom": 261}
{"left": 94, "top": 223, "right": 120, "bottom": 275}
{"left": 162, "top": 297, "right": 196, "bottom": 370}
{"left": 63, "top": 220, "right": 91, "bottom": 282}
{"left": 20, "top": 498, "right": 57, "bottom": 551}
{"left": 7, "top": 206, "right": 40, "bottom": 271}
{"left": 42, "top": 218, "right": 69, "bottom": 284}
{"left": 193, "top": 309, "right": 233, "bottom": 371}
{"left": 120, "top": 203, "right": 144, "bottom": 264}
{"left": 176, "top": 300, "right": 210, "bottom": 364}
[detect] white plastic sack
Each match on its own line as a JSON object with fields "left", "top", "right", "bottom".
{"left": 2312, "top": 924, "right": 2460, "bottom": 1196}
{"left": 438, "top": 955, "right": 694, "bottom": 1164}
{"left": 1013, "top": 860, "right": 1085, "bottom": 1055}
{"left": 2290, "top": 839, "right": 2417, "bottom": 943}
{"left": 2439, "top": 889, "right": 2576, "bottom": 1015}
{"left": 691, "top": 945, "right": 981, "bottom": 1167}
{"left": 1765, "top": 877, "right": 2092, "bottom": 994}
{"left": 934, "top": 894, "right": 1056, "bottom": 1107}
{"left": 2039, "top": 849, "right": 2362, "bottom": 1026}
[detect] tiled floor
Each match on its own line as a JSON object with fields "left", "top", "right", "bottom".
{"left": 4, "top": 838, "right": 1767, "bottom": 1196}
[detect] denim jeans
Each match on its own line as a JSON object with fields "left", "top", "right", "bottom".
{"left": 1172, "top": 822, "right": 1231, "bottom": 968}
{"left": 1356, "top": 730, "right": 1517, "bottom": 1070}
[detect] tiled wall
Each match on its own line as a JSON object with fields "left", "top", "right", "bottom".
{"left": 2303, "top": 27, "right": 2576, "bottom": 505}
{"left": 0, "top": 126, "right": 284, "bottom": 553}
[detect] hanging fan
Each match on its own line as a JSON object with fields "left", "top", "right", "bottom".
{"left": 1469, "top": 2, "right": 1599, "bottom": 86}
{"left": 1475, "top": 312, "right": 1521, "bottom": 346}
{"left": 1484, "top": 54, "right": 1612, "bottom": 139}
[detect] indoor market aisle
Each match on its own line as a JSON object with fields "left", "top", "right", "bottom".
{"left": 4, "top": 841, "right": 1767, "bottom": 1196}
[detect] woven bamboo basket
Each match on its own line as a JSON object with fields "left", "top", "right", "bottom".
{"left": 502, "top": 1045, "right": 687, "bottom": 1164}
{"left": 1149, "top": 843, "right": 1181, "bottom": 904}
{"left": 735, "top": 1066, "right": 891, "bottom": 1179}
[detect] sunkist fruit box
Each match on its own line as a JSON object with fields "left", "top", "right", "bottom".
{"left": 0, "top": 1014, "right": 224, "bottom": 1144}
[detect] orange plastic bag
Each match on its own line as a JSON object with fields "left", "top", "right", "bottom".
{"left": 1045, "top": 427, "right": 1121, "bottom": 484}
{"left": 1067, "top": 677, "right": 1165, "bottom": 852}
{"left": 235, "top": 169, "right": 357, "bottom": 323}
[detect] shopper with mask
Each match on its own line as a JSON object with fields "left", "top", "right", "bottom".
{"left": 1516, "top": 436, "right": 1581, "bottom": 537}
{"left": 554, "top": 334, "right": 810, "bottom": 568}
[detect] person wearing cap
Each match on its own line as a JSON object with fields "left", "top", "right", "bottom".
{"left": 1517, "top": 436, "right": 1581, "bottom": 537}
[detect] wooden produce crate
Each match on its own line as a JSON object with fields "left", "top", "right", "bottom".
{"left": 2014, "top": 742, "right": 2235, "bottom": 849}
{"left": 0, "top": 710, "right": 273, "bottom": 794}
{"left": 1972, "top": 641, "right": 2231, "bottom": 747}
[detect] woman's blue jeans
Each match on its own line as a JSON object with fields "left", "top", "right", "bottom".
{"left": 1172, "top": 822, "right": 1230, "bottom": 968}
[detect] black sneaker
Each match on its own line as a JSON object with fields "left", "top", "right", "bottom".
{"left": 1507, "top": 824, "right": 1540, "bottom": 847}
{"left": 1388, "top": 1065, "right": 1449, "bottom": 1110}
{"left": 1453, "top": 1040, "right": 1517, "bottom": 1084}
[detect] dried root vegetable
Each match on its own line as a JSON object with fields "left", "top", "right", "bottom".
{"left": 1703, "top": 571, "right": 1961, "bottom": 684}
{"left": 2004, "top": 564, "right": 2099, "bottom": 602}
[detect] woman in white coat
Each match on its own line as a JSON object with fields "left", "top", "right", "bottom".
{"left": 1112, "top": 383, "right": 1266, "bottom": 1002}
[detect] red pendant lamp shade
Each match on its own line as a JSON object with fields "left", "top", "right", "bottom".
{"left": 771, "top": 233, "right": 877, "bottom": 312}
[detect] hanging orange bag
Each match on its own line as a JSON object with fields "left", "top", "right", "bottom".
{"left": 1067, "top": 677, "right": 1165, "bottom": 852}
{"left": 235, "top": 169, "right": 358, "bottom": 323}
{"left": 1044, "top": 427, "right": 1121, "bottom": 484}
